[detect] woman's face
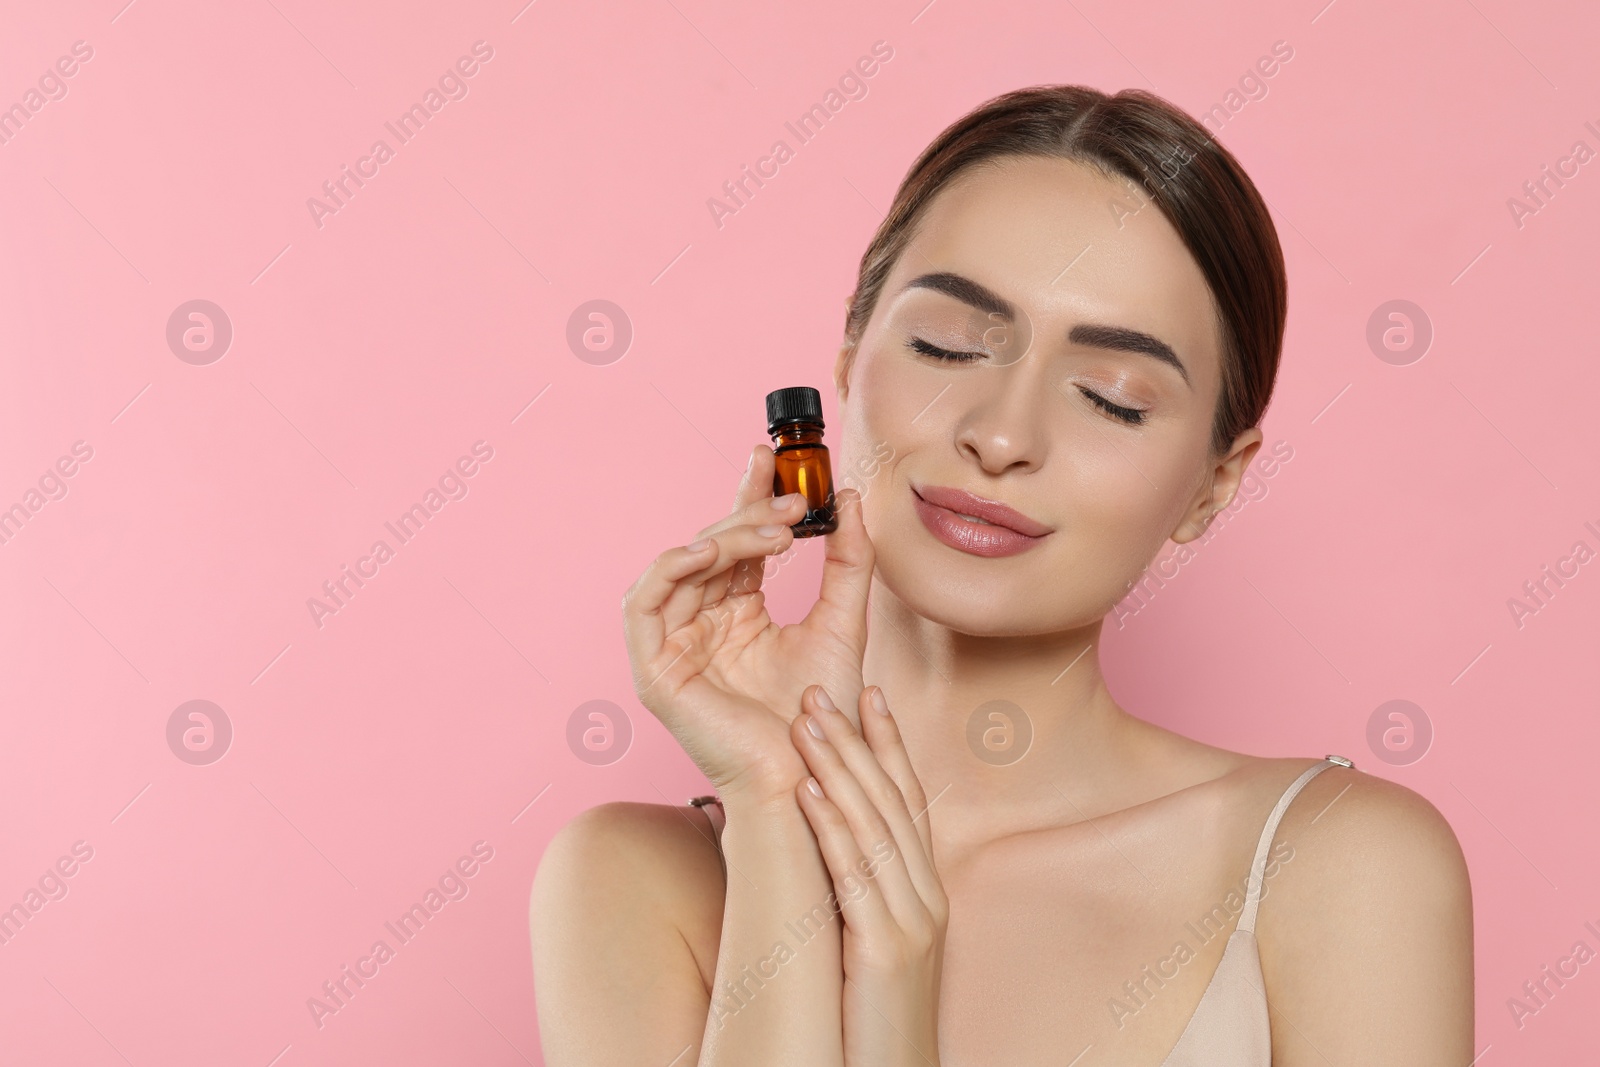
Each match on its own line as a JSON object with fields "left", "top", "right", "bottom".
{"left": 835, "top": 154, "right": 1259, "bottom": 637}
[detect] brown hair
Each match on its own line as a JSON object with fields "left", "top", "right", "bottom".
{"left": 842, "top": 85, "right": 1286, "bottom": 458}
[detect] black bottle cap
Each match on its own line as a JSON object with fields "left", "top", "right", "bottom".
{"left": 765, "top": 386, "right": 825, "bottom": 434}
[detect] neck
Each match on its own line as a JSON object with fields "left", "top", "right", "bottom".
{"left": 862, "top": 582, "right": 1139, "bottom": 853}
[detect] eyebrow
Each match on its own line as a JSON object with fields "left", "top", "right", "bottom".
{"left": 902, "top": 271, "right": 1192, "bottom": 388}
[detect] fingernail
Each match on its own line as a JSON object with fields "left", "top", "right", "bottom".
{"left": 806, "top": 776, "right": 823, "bottom": 798}
{"left": 686, "top": 538, "right": 712, "bottom": 552}
{"left": 773, "top": 493, "right": 799, "bottom": 508}
{"left": 746, "top": 449, "right": 756, "bottom": 473}
{"left": 806, "top": 714, "right": 826, "bottom": 740}
{"left": 870, "top": 687, "right": 889, "bottom": 715}
{"left": 814, "top": 688, "right": 836, "bottom": 712}
{"left": 755, "top": 524, "right": 787, "bottom": 537}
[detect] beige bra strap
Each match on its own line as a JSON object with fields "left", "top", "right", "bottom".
{"left": 1237, "top": 755, "right": 1354, "bottom": 933}
{"left": 688, "top": 795, "right": 726, "bottom": 872}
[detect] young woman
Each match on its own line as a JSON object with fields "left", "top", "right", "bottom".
{"left": 530, "top": 85, "right": 1474, "bottom": 1066}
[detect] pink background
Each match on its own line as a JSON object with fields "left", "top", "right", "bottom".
{"left": 2, "top": 0, "right": 1597, "bottom": 1062}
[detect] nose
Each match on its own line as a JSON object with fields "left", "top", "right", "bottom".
{"left": 952, "top": 363, "right": 1048, "bottom": 475}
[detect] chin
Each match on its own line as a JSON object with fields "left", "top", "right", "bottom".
{"left": 872, "top": 535, "right": 1101, "bottom": 638}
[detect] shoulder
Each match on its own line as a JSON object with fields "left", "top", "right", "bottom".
{"left": 1206, "top": 752, "right": 1467, "bottom": 872}
{"left": 530, "top": 801, "right": 726, "bottom": 985}
{"left": 1147, "top": 738, "right": 1469, "bottom": 891}
{"left": 537, "top": 800, "right": 724, "bottom": 884}
{"left": 1266, "top": 760, "right": 1471, "bottom": 907}
{"left": 1254, "top": 763, "right": 1474, "bottom": 1062}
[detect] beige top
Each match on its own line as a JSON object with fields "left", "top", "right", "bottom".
{"left": 1159, "top": 755, "right": 1349, "bottom": 1065}
{"left": 691, "top": 753, "right": 1354, "bottom": 1066}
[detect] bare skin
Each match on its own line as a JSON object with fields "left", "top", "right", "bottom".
{"left": 530, "top": 155, "right": 1474, "bottom": 1066}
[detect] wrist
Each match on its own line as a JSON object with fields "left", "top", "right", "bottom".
{"left": 718, "top": 788, "right": 829, "bottom": 870}
{"left": 718, "top": 776, "right": 809, "bottom": 821}
{"left": 713, "top": 757, "right": 814, "bottom": 815}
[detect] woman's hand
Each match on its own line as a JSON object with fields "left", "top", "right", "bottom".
{"left": 622, "top": 444, "right": 875, "bottom": 807}
{"left": 791, "top": 684, "right": 948, "bottom": 1067}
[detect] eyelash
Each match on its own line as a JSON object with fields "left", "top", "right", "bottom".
{"left": 905, "top": 336, "right": 1149, "bottom": 427}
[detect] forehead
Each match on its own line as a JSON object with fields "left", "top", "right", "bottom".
{"left": 890, "top": 154, "right": 1222, "bottom": 379}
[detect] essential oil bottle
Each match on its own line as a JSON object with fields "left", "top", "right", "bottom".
{"left": 765, "top": 386, "right": 837, "bottom": 537}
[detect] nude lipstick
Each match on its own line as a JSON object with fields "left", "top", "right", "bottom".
{"left": 911, "top": 484, "right": 1051, "bottom": 557}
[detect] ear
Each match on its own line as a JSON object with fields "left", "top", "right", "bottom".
{"left": 835, "top": 291, "right": 857, "bottom": 402}
{"left": 834, "top": 339, "right": 856, "bottom": 403}
{"left": 1171, "top": 428, "right": 1264, "bottom": 543}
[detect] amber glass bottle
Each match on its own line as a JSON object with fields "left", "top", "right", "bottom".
{"left": 765, "top": 386, "right": 837, "bottom": 537}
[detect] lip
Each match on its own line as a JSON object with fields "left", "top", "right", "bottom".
{"left": 911, "top": 484, "right": 1052, "bottom": 557}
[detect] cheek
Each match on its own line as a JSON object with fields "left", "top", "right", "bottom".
{"left": 840, "top": 348, "right": 933, "bottom": 473}
{"left": 1063, "top": 422, "right": 1199, "bottom": 544}
{"left": 853, "top": 345, "right": 927, "bottom": 432}
{"left": 1022, "top": 442, "right": 1198, "bottom": 627}
{"left": 837, "top": 353, "right": 937, "bottom": 538}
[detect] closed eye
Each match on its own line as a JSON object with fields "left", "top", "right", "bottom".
{"left": 1078, "top": 388, "right": 1147, "bottom": 426}
{"left": 907, "top": 336, "right": 983, "bottom": 363}
{"left": 909, "top": 336, "right": 1148, "bottom": 426}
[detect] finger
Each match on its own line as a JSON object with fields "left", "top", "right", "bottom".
{"left": 621, "top": 540, "right": 722, "bottom": 671}
{"left": 800, "top": 487, "right": 874, "bottom": 653}
{"left": 732, "top": 443, "right": 770, "bottom": 511}
{"left": 801, "top": 685, "right": 944, "bottom": 912}
{"left": 857, "top": 686, "right": 937, "bottom": 863}
{"left": 791, "top": 687, "right": 931, "bottom": 927}
{"left": 675, "top": 446, "right": 803, "bottom": 607}
{"left": 699, "top": 491, "right": 808, "bottom": 606}
{"left": 686, "top": 451, "right": 800, "bottom": 550}
{"left": 794, "top": 773, "right": 899, "bottom": 940}
{"left": 726, "top": 445, "right": 783, "bottom": 601}
{"left": 659, "top": 521, "right": 796, "bottom": 636}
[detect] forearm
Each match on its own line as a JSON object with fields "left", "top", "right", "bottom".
{"left": 698, "top": 788, "right": 845, "bottom": 1067}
